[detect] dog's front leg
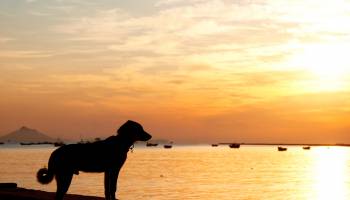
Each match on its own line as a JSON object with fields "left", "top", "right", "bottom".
{"left": 110, "top": 170, "right": 120, "bottom": 200}
{"left": 105, "top": 170, "right": 119, "bottom": 200}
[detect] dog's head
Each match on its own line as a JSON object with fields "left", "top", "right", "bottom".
{"left": 117, "top": 120, "right": 152, "bottom": 141}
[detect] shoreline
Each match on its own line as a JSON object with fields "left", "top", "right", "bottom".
{"left": 219, "top": 142, "right": 350, "bottom": 146}
{"left": 0, "top": 185, "right": 104, "bottom": 200}
{"left": 1, "top": 142, "right": 350, "bottom": 147}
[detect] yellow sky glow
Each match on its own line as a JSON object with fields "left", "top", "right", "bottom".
{"left": 0, "top": 0, "right": 350, "bottom": 143}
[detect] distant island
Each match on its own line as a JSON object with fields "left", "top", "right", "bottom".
{"left": 0, "top": 126, "right": 56, "bottom": 143}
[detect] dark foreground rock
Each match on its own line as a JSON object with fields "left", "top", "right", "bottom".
{"left": 0, "top": 187, "right": 104, "bottom": 200}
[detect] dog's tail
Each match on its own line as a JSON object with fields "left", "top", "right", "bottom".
{"left": 36, "top": 167, "right": 54, "bottom": 184}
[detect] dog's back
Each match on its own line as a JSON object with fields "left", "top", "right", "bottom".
{"left": 49, "top": 136, "right": 128, "bottom": 174}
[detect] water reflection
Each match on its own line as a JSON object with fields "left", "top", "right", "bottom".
{"left": 312, "top": 147, "right": 349, "bottom": 200}
{"left": 1, "top": 145, "right": 350, "bottom": 199}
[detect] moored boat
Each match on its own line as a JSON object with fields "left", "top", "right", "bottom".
{"left": 146, "top": 142, "right": 158, "bottom": 147}
{"left": 164, "top": 141, "right": 173, "bottom": 149}
{"left": 278, "top": 146, "right": 287, "bottom": 151}
{"left": 229, "top": 143, "right": 240, "bottom": 148}
{"left": 211, "top": 144, "right": 218, "bottom": 147}
{"left": 303, "top": 146, "right": 311, "bottom": 150}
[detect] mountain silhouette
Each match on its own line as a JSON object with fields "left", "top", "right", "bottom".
{"left": 0, "top": 126, "right": 55, "bottom": 143}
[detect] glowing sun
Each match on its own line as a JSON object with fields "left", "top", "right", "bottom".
{"left": 289, "top": 43, "right": 350, "bottom": 91}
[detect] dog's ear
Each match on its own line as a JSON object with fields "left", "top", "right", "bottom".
{"left": 117, "top": 121, "right": 128, "bottom": 135}
{"left": 117, "top": 120, "right": 136, "bottom": 135}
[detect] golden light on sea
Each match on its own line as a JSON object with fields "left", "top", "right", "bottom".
{"left": 312, "top": 147, "right": 349, "bottom": 200}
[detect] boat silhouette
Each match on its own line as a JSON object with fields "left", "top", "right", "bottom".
{"left": 229, "top": 143, "right": 240, "bottom": 148}
{"left": 278, "top": 146, "right": 287, "bottom": 151}
{"left": 146, "top": 142, "right": 158, "bottom": 147}
{"left": 164, "top": 141, "right": 173, "bottom": 149}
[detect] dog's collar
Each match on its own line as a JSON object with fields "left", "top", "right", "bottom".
{"left": 129, "top": 144, "right": 134, "bottom": 153}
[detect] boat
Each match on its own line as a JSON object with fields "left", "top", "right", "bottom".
{"left": 278, "top": 146, "right": 287, "bottom": 151}
{"left": 163, "top": 141, "right": 173, "bottom": 149}
{"left": 146, "top": 142, "right": 158, "bottom": 147}
{"left": 229, "top": 143, "right": 240, "bottom": 148}
{"left": 211, "top": 144, "right": 219, "bottom": 147}
{"left": 0, "top": 142, "right": 4, "bottom": 145}
{"left": 303, "top": 146, "right": 311, "bottom": 150}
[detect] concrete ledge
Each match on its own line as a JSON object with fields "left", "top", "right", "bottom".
{"left": 0, "top": 186, "right": 104, "bottom": 200}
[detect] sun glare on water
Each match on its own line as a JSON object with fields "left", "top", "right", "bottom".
{"left": 312, "top": 147, "right": 349, "bottom": 200}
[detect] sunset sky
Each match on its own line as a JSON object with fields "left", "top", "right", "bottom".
{"left": 1, "top": 0, "right": 350, "bottom": 143}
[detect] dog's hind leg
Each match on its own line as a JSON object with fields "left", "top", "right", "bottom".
{"left": 55, "top": 172, "right": 73, "bottom": 200}
{"left": 104, "top": 171, "right": 111, "bottom": 200}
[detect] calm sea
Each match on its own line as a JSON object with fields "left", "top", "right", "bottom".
{"left": 1, "top": 144, "right": 350, "bottom": 200}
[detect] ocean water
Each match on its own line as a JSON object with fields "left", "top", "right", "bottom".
{"left": 1, "top": 144, "right": 350, "bottom": 200}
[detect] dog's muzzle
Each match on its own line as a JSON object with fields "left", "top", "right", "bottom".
{"left": 140, "top": 131, "right": 152, "bottom": 141}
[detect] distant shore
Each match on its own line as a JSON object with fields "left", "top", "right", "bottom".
{"left": 218, "top": 142, "right": 350, "bottom": 146}
{"left": 0, "top": 185, "right": 103, "bottom": 200}
{"left": 1, "top": 142, "right": 350, "bottom": 147}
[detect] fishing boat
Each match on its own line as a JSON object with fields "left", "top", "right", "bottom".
{"left": 146, "top": 142, "right": 158, "bottom": 147}
{"left": 229, "top": 143, "right": 240, "bottom": 148}
{"left": 278, "top": 146, "right": 287, "bottom": 151}
{"left": 302, "top": 146, "right": 311, "bottom": 150}
{"left": 164, "top": 141, "right": 173, "bottom": 149}
{"left": 163, "top": 144, "right": 172, "bottom": 149}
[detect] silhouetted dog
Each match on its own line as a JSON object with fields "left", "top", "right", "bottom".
{"left": 37, "top": 120, "right": 152, "bottom": 200}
